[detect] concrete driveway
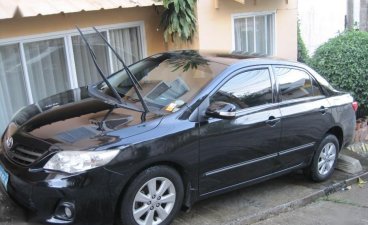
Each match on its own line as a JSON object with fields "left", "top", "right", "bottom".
{"left": 256, "top": 183, "right": 368, "bottom": 225}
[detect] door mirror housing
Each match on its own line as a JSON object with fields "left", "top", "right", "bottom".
{"left": 206, "top": 101, "right": 237, "bottom": 119}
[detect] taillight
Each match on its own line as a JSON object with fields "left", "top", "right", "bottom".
{"left": 352, "top": 101, "right": 358, "bottom": 112}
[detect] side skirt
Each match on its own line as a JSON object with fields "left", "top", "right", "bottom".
{"left": 197, "top": 162, "right": 308, "bottom": 200}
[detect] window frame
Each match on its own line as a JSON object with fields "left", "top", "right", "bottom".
{"left": 209, "top": 66, "right": 277, "bottom": 114}
{"left": 272, "top": 65, "right": 326, "bottom": 105}
{"left": 0, "top": 21, "right": 147, "bottom": 105}
{"left": 231, "top": 11, "right": 277, "bottom": 56}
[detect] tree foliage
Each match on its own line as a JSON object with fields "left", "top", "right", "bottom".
{"left": 309, "top": 30, "right": 368, "bottom": 107}
{"left": 160, "top": 0, "right": 197, "bottom": 42}
{"left": 297, "top": 20, "right": 309, "bottom": 63}
{"left": 167, "top": 50, "right": 209, "bottom": 72}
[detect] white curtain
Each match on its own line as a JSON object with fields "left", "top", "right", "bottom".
{"left": 246, "top": 17, "right": 255, "bottom": 53}
{"left": 0, "top": 44, "right": 29, "bottom": 132}
{"left": 255, "top": 15, "right": 266, "bottom": 54}
{"left": 72, "top": 32, "right": 110, "bottom": 87}
{"left": 234, "top": 17, "right": 255, "bottom": 53}
{"left": 109, "top": 27, "right": 143, "bottom": 72}
{"left": 234, "top": 18, "right": 246, "bottom": 52}
{"left": 234, "top": 15, "right": 274, "bottom": 55}
{"left": 267, "top": 15, "right": 274, "bottom": 55}
{"left": 24, "top": 38, "right": 70, "bottom": 102}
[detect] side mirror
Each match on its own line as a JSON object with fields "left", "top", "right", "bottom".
{"left": 206, "top": 101, "right": 237, "bottom": 119}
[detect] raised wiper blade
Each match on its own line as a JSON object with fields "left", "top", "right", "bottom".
{"left": 88, "top": 85, "right": 144, "bottom": 112}
{"left": 92, "top": 27, "right": 142, "bottom": 90}
{"left": 76, "top": 26, "right": 123, "bottom": 105}
{"left": 92, "top": 27, "right": 149, "bottom": 113}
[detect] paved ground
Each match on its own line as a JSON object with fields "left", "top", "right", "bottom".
{"left": 0, "top": 149, "right": 367, "bottom": 225}
{"left": 255, "top": 183, "right": 368, "bottom": 225}
{"left": 0, "top": 191, "right": 27, "bottom": 225}
{"left": 173, "top": 171, "right": 367, "bottom": 225}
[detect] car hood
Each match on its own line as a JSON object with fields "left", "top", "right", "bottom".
{"left": 8, "top": 87, "right": 164, "bottom": 152}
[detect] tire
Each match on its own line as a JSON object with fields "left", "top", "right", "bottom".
{"left": 306, "top": 134, "right": 339, "bottom": 182}
{"left": 119, "top": 166, "right": 184, "bottom": 225}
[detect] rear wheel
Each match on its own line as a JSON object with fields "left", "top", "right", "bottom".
{"left": 306, "top": 134, "right": 339, "bottom": 182}
{"left": 120, "top": 166, "right": 184, "bottom": 225}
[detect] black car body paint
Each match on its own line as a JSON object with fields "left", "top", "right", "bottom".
{"left": 0, "top": 51, "right": 355, "bottom": 224}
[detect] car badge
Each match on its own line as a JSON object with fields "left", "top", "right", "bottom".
{"left": 6, "top": 137, "right": 13, "bottom": 149}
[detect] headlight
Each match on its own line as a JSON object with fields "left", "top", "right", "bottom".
{"left": 43, "top": 150, "right": 120, "bottom": 174}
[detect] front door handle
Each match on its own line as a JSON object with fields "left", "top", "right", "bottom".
{"left": 265, "top": 116, "right": 281, "bottom": 127}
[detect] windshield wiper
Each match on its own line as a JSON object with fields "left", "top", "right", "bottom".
{"left": 92, "top": 27, "right": 149, "bottom": 114}
{"left": 76, "top": 27, "right": 124, "bottom": 106}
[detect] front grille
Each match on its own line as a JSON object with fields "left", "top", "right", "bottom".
{"left": 7, "top": 145, "right": 45, "bottom": 166}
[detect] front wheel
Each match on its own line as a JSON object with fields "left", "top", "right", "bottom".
{"left": 306, "top": 134, "right": 339, "bottom": 182}
{"left": 119, "top": 166, "right": 184, "bottom": 225}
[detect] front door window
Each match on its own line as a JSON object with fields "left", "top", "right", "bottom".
{"left": 211, "top": 68, "right": 273, "bottom": 109}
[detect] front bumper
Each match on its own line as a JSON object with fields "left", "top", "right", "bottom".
{"left": 0, "top": 150, "right": 126, "bottom": 225}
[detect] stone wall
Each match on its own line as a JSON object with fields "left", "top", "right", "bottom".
{"left": 354, "top": 118, "right": 368, "bottom": 142}
{"left": 348, "top": 118, "right": 368, "bottom": 157}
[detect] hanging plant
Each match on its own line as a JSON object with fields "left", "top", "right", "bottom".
{"left": 160, "top": 0, "right": 197, "bottom": 42}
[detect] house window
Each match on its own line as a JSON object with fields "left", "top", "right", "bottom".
{"left": 0, "top": 23, "right": 145, "bottom": 132}
{"left": 233, "top": 12, "right": 275, "bottom": 55}
{"left": 109, "top": 27, "right": 143, "bottom": 71}
{"left": 0, "top": 44, "right": 29, "bottom": 131}
{"left": 24, "top": 38, "right": 71, "bottom": 101}
{"left": 72, "top": 32, "right": 111, "bottom": 87}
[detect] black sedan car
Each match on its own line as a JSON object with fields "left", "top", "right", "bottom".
{"left": 0, "top": 50, "right": 356, "bottom": 225}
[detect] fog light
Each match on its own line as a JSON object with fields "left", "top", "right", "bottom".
{"left": 55, "top": 202, "right": 75, "bottom": 221}
{"left": 65, "top": 206, "right": 72, "bottom": 219}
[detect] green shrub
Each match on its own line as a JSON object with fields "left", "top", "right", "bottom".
{"left": 309, "top": 30, "right": 368, "bottom": 107}
{"left": 297, "top": 21, "right": 309, "bottom": 63}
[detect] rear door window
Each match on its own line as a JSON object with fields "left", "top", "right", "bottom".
{"left": 274, "top": 67, "right": 323, "bottom": 101}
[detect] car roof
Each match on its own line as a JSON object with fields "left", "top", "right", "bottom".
{"left": 162, "top": 50, "right": 306, "bottom": 69}
{"left": 200, "top": 51, "right": 303, "bottom": 68}
{"left": 157, "top": 50, "right": 310, "bottom": 74}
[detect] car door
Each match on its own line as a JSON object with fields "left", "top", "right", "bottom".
{"left": 198, "top": 66, "right": 282, "bottom": 195}
{"left": 273, "top": 66, "right": 332, "bottom": 169}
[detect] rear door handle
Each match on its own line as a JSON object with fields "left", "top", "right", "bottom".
{"left": 265, "top": 116, "right": 281, "bottom": 126}
{"left": 319, "top": 106, "right": 327, "bottom": 114}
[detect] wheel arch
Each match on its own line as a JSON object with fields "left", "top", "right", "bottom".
{"left": 114, "top": 160, "right": 194, "bottom": 221}
{"left": 306, "top": 126, "right": 344, "bottom": 168}
{"left": 326, "top": 126, "right": 343, "bottom": 150}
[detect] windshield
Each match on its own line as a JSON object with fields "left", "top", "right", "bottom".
{"left": 94, "top": 51, "right": 227, "bottom": 113}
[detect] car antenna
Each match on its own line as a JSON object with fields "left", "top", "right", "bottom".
{"left": 92, "top": 27, "right": 149, "bottom": 114}
{"left": 76, "top": 26, "right": 123, "bottom": 105}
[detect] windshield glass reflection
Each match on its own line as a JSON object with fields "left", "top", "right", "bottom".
{"left": 96, "top": 51, "right": 226, "bottom": 113}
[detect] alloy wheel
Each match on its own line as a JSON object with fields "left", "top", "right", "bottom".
{"left": 317, "top": 142, "right": 337, "bottom": 176}
{"left": 132, "top": 177, "right": 176, "bottom": 225}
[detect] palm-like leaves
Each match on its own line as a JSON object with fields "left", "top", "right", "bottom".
{"left": 167, "top": 50, "right": 209, "bottom": 72}
{"left": 160, "top": 0, "right": 197, "bottom": 42}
